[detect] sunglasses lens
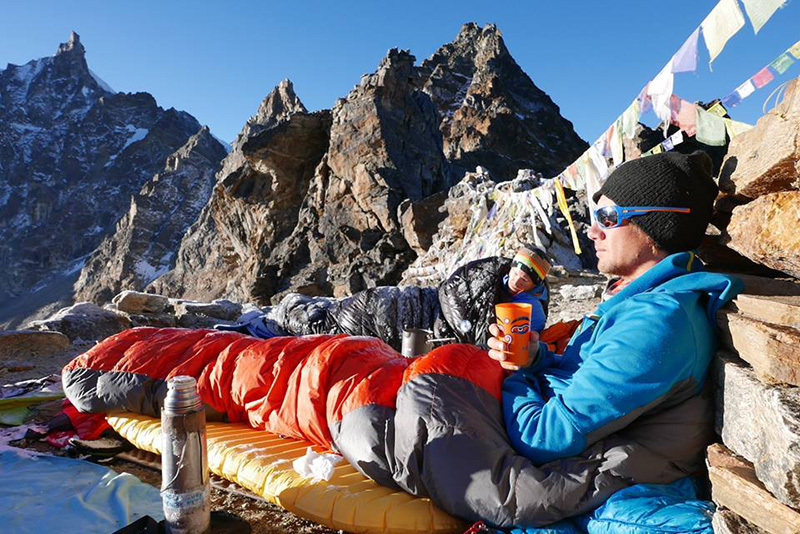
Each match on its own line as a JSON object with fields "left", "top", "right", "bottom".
{"left": 596, "top": 207, "right": 618, "bottom": 228}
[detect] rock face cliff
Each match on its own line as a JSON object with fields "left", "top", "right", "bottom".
{"left": 149, "top": 80, "right": 332, "bottom": 301}
{"left": 0, "top": 32, "right": 221, "bottom": 327}
{"left": 153, "top": 24, "right": 587, "bottom": 306}
{"left": 73, "top": 127, "right": 227, "bottom": 303}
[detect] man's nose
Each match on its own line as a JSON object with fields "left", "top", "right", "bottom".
{"left": 587, "top": 221, "right": 604, "bottom": 241}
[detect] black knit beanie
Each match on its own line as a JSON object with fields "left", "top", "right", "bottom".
{"left": 592, "top": 151, "right": 717, "bottom": 253}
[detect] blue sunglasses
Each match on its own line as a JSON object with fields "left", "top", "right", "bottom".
{"left": 593, "top": 205, "right": 691, "bottom": 229}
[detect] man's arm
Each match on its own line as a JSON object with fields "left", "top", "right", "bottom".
{"left": 502, "top": 294, "right": 698, "bottom": 464}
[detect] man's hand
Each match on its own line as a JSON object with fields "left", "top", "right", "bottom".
{"left": 487, "top": 323, "right": 539, "bottom": 371}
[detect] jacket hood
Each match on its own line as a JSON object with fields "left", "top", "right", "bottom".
{"left": 597, "top": 251, "right": 743, "bottom": 321}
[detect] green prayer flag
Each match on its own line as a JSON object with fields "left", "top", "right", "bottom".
{"left": 696, "top": 107, "right": 727, "bottom": 146}
{"left": 770, "top": 53, "right": 795, "bottom": 74}
{"left": 621, "top": 100, "right": 640, "bottom": 140}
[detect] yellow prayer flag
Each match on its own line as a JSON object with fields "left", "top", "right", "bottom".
{"left": 554, "top": 177, "right": 582, "bottom": 255}
{"left": 706, "top": 101, "right": 728, "bottom": 117}
{"left": 790, "top": 41, "right": 800, "bottom": 59}
{"left": 725, "top": 118, "right": 754, "bottom": 138}
{"left": 652, "top": 144, "right": 664, "bottom": 155}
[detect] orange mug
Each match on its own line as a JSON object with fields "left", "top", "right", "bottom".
{"left": 495, "top": 303, "right": 532, "bottom": 367}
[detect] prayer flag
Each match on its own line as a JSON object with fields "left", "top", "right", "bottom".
{"left": 751, "top": 66, "right": 774, "bottom": 88}
{"left": 725, "top": 118, "right": 754, "bottom": 138}
{"left": 587, "top": 144, "right": 610, "bottom": 180}
{"left": 651, "top": 144, "right": 664, "bottom": 155}
{"left": 637, "top": 85, "right": 653, "bottom": 115}
{"left": 701, "top": 0, "right": 746, "bottom": 65}
{"left": 670, "top": 130, "right": 685, "bottom": 146}
{"left": 735, "top": 79, "right": 756, "bottom": 99}
{"left": 770, "top": 53, "right": 795, "bottom": 75}
{"left": 672, "top": 28, "right": 700, "bottom": 73}
{"left": 721, "top": 91, "right": 742, "bottom": 108}
{"left": 648, "top": 61, "right": 675, "bottom": 125}
{"left": 622, "top": 100, "right": 641, "bottom": 139}
{"left": 790, "top": 41, "right": 800, "bottom": 59}
{"left": 554, "top": 178, "right": 582, "bottom": 255}
{"left": 610, "top": 118, "right": 625, "bottom": 166}
{"left": 706, "top": 101, "right": 728, "bottom": 117}
{"left": 663, "top": 138, "right": 674, "bottom": 151}
{"left": 696, "top": 107, "right": 727, "bottom": 146}
{"left": 670, "top": 97, "right": 698, "bottom": 137}
{"left": 740, "top": 0, "right": 785, "bottom": 34}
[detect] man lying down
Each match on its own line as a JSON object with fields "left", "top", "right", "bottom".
{"left": 63, "top": 151, "right": 742, "bottom": 534}
{"left": 221, "top": 243, "right": 552, "bottom": 351}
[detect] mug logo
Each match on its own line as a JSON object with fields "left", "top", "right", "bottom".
{"left": 498, "top": 316, "right": 531, "bottom": 336}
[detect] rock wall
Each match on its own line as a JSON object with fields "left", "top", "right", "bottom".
{"left": 707, "top": 76, "right": 800, "bottom": 533}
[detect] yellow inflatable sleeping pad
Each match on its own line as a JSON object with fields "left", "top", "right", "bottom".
{"left": 107, "top": 413, "right": 466, "bottom": 534}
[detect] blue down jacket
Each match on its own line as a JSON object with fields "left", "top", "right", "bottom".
{"left": 503, "top": 251, "right": 742, "bottom": 533}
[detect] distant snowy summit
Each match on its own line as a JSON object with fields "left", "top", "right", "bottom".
{"left": 0, "top": 31, "right": 225, "bottom": 328}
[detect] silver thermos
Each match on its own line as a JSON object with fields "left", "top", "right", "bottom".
{"left": 161, "top": 376, "right": 210, "bottom": 534}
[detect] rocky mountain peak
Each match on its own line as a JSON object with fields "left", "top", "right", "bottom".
{"left": 253, "top": 79, "right": 307, "bottom": 129}
{"left": 417, "top": 22, "right": 587, "bottom": 180}
{"left": 57, "top": 31, "right": 85, "bottom": 57}
{"left": 0, "top": 35, "right": 214, "bottom": 328}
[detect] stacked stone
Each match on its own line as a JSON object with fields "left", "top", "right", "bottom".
{"left": 708, "top": 76, "right": 800, "bottom": 533}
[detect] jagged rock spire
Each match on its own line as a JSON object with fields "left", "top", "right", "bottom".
{"left": 57, "top": 31, "right": 85, "bottom": 57}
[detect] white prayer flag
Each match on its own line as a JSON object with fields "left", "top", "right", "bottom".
{"left": 701, "top": 0, "right": 746, "bottom": 65}
{"left": 740, "top": 0, "right": 785, "bottom": 34}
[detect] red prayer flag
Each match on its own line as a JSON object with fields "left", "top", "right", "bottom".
{"left": 751, "top": 66, "right": 774, "bottom": 88}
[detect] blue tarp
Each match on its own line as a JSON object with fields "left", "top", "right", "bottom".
{"left": 0, "top": 449, "right": 164, "bottom": 533}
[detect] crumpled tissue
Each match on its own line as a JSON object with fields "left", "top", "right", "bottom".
{"left": 292, "top": 447, "right": 343, "bottom": 482}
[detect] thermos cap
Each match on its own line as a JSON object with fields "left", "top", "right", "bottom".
{"left": 164, "top": 375, "right": 203, "bottom": 415}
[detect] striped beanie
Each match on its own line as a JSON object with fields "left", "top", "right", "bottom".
{"left": 511, "top": 245, "right": 551, "bottom": 283}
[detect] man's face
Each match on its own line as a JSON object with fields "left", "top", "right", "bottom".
{"left": 587, "top": 195, "right": 658, "bottom": 278}
{"left": 508, "top": 266, "right": 534, "bottom": 295}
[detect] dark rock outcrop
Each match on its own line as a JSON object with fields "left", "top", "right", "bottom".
{"left": 0, "top": 32, "right": 212, "bottom": 327}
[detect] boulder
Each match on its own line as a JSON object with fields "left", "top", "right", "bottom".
{"left": 0, "top": 330, "right": 70, "bottom": 360}
{"left": 708, "top": 443, "right": 800, "bottom": 533}
{"left": 174, "top": 299, "right": 242, "bottom": 321}
{"left": 725, "top": 191, "right": 800, "bottom": 279}
{"left": 712, "top": 509, "right": 769, "bottom": 534}
{"left": 558, "top": 284, "right": 602, "bottom": 302}
{"left": 732, "top": 294, "right": 800, "bottom": 328}
{"left": 26, "top": 302, "right": 131, "bottom": 342}
{"left": 112, "top": 291, "right": 171, "bottom": 315}
{"left": 717, "top": 310, "right": 800, "bottom": 386}
{"left": 719, "top": 77, "right": 800, "bottom": 199}
{"left": 714, "top": 353, "right": 800, "bottom": 508}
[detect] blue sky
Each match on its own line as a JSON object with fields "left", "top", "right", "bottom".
{"left": 1, "top": 1, "right": 798, "bottom": 148}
